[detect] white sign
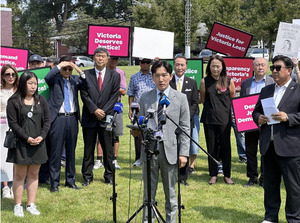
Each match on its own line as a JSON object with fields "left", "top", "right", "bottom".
{"left": 273, "top": 22, "right": 300, "bottom": 58}
{"left": 292, "top": 19, "right": 300, "bottom": 25}
{"left": 1, "top": 122, "right": 13, "bottom": 182}
{"left": 132, "top": 27, "right": 174, "bottom": 59}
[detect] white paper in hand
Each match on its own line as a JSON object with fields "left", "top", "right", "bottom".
{"left": 261, "top": 97, "right": 280, "bottom": 125}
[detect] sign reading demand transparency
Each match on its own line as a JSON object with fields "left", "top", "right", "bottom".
{"left": 88, "top": 25, "right": 130, "bottom": 57}
{"left": 206, "top": 22, "right": 253, "bottom": 57}
{"left": 167, "top": 59, "right": 203, "bottom": 90}
{"left": 0, "top": 46, "right": 28, "bottom": 70}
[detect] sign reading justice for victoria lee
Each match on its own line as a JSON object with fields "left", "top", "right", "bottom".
{"left": 88, "top": 25, "right": 130, "bottom": 57}
{"left": 0, "top": 46, "right": 28, "bottom": 70}
{"left": 232, "top": 94, "right": 260, "bottom": 133}
{"left": 206, "top": 22, "right": 253, "bottom": 57}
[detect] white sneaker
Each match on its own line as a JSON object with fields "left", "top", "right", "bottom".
{"left": 14, "top": 204, "right": 24, "bottom": 217}
{"left": 113, "top": 160, "right": 120, "bottom": 169}
{"left": 261, "top": 221, "right": 276, "bottom": 223}
{"left": 133, "top": 159, "right": 143, "bottom": 167}
{"left": 2, "top": 186, "right": 11, "bottom": 199}
{"left": 93, "top": 160, "right": 104, "bottom": 169}
{"left": 10, "top": 187, "right": 14, "bottom": 199}
{"left": 26, "top": 203, "right": 40, "bottom": 215}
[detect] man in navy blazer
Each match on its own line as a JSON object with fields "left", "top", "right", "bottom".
{"left": 80, "top": 47, "right": 120, "bottom": 186}
{"left": 45, "top": 55, "right": 89, "bottom": 192}
{"left": 240, "top": 57, "right": 274, "bottom": 188}
{"left": 253, "top": 55, "right": 300, "bottom": 223}
{"left": 169, "top": 56, "right": 199, "bottom": 186}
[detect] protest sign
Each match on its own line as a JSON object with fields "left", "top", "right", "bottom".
{"left": 19, "top": 67, "right": 51, "bottom": 100}
{"left": 273, "top": 22, "right": 300, "bottom": 59}
{"left": 232, "top": 94, "right": 259, "bottom": 132}
{"left": 224, "top": 57, "right": 254, "bottom": 91}
{"left": 206, "top": 22, "right": 253, "bottom": 57}
{"left": 88, "top": 25, "right": 130, "bottom": 57}
{"left": 167, "top": 58, "right": 203, "bottom": 90}
{"left": 132, "top": 27, "right": 174, "bottom": 59}
{"left": 0, "top": 46, "right": 28, "bottom": 70}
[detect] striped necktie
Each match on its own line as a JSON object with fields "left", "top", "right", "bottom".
{"left": 157, "top": 92, "right": 164, "bottom": 131}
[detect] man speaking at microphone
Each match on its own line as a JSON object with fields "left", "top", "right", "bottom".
{"left": 138, "top": 60, "right": 190, "bottom": 223}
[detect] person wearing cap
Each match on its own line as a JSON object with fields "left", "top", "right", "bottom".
{"left": 45, "top": 55, "right": 89, "bottom": 192}
{"left": 28, "top": 54, "right": 44, "bottom": 69}
{"left": 127, "top": 58, "right": 156, "bottom": 167}
{"left": 94, "top": 56, "right": 126, "bottom": 170}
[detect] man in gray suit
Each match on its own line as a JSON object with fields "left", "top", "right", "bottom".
{"left": 240, "top": 57, "right": 274, "bottom": 187}
{"left": 138, "top": 60, "right": 190, "bottom": 223}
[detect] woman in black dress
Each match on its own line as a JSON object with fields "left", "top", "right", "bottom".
{"left": 6, "top": 71, "right": 50, "bottom": 217}
{"left": 200, "top": 55, "right": 236, "bottom": 185}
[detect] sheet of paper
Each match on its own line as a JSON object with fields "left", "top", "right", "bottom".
{"left": 261, "top": 97, "right": 280, "bottom": 125}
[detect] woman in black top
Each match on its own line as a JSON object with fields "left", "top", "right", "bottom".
{"left": 200, "top": 55, "right": 236, "bottom": 185}
{"left": 6, "top": 71, "right": 51, "bottom": 217}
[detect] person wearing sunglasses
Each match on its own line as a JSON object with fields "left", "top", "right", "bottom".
{"left": 45, "top": 55, "right": 89, "bottom": 192}
{"left": 127, "top": 58, "right": 155, "bottom": 167}
{"left": 253, "top": 55, "right": 300, "bottom": 223}
{"left": 1, "top": 64, "right": 19, "bottom": 199}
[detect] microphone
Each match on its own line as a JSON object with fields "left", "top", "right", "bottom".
{"left": 130, "top": 102, "right": 139, "bottom": 124}
{"left": 106, "top": 102, "right": 123, "bottom": 132}
{"left": 159, "top": 95, "right": 170, "bottom": 125}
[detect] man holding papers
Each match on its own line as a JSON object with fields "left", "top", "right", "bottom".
{"left": 253, "top": 55, "right": 300, "bottom": 223}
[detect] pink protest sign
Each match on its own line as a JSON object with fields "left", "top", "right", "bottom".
{"left": 0, "top": 46, "right": 28, "bottom": 70}
{"left": 88, "top": 25, "right": 130, "bottom": 57}
{"left": 224, "top": 57, "right": 254, "bottom": 91}
{"left": 206, "top": 22, "right": 253, "bottom": 57}
{"left": 232, "top": 94, "right": 259, "bottom": 132}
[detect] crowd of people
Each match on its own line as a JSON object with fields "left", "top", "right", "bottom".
{"left": 1, "top": 48, "right": 300, "bottom": 222}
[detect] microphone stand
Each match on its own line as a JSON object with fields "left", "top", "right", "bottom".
{"left": 106, "top": 114, "right": 118, "bottom": 223}
{"left": 166, "top": 114, "right": 220, "bottom": 165}
{"left": 126, "top": 115, "right": 165, "bottom": 223}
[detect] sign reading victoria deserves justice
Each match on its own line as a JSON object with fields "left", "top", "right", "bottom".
{"left": 88, "top": 25, "right": 130, "bottom": 57}
{"left": 206, "top": 22, "right": 253, "bottom": 57}
{"left": 232, "top": 94, "right": 259, "bottom": 133}
{"left": 0, "top": 46, "right": 28, "bottom": 70}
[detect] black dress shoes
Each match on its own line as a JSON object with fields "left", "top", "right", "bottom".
{"left": 65, "top": 183, "right": 81, "bottom": 189}
{"left": 179, "top": 179, "right": 189, "bottom": 186}
{"left": 82, "top": 179, "right": 93, "bottom": 186}
{"left": 50, "top": 187, "right": 59, "bottom": 193}
{"left": 105, "top": 178, "right": 115, "bottom": 185}
{"left": 244, "top": 179, "right": 258, "bottom": 187}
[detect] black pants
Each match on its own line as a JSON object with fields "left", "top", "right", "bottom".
{"left": 245, "top": 130, "right": 264, "bottom": 183}
{"left": 82, "top": 125, "right": 114, "bottom": 182}
{"left": 203, "top": 123, "right": 231, "bottom": 178}
{"left": 264, "top": 142, "right": 300, "bottom": 222}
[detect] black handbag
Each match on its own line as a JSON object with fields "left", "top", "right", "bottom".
{"left": 3, "top": 128, "right": 16, "bottom": 149}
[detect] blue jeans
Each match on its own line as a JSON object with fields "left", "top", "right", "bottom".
{"left": 190, "top": 114, "right": 200, "bottom": 155}
{"left": 231, "top": 118, "right": 246, "bottom": 159}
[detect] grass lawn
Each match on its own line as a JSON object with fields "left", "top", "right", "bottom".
{"left": 1, "top": 64, "right": 287, "bottom": 223}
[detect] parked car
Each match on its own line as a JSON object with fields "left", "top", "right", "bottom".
{"left": 198, "top": 49, "right": 213, "bottom": 62}
{"left": 247, "top": 48, "right": 269, "bottom": 60}
{"left": 72, "top": 56, "right": 94, "bottom": 67}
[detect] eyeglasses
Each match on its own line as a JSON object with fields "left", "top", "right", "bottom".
{"left": 62, "top": 67, "right": 73, "bottom": 72}
{"left": 4, "top": 73, "right": 16, "bottom": 78}
{"left": 270, "top": 65, "right": 286, "bottom": 72}
{"left": 141, "top": 61, "right": 151, "bottom": 64}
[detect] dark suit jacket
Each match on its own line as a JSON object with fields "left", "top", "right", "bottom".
{"left": 240, "top": 75, "right": 275, "bottom": 97}
{"left": 170, "top": 75, "right": 199, "bottom": 128}
{"left": 80, "top": 68, "right": 120, "bottom": 128}
{"left": 252, "top": 80, "right": 300, "bottom": 157}
{"left": 45, "top": 66, "right": 89, "bottom": 123}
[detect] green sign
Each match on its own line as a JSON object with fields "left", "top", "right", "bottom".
{"left": 167, "top": 58, "right": 203, "bottom": 90}
{"left": 18, "top": 67, "right": 51, "bottom": 100}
